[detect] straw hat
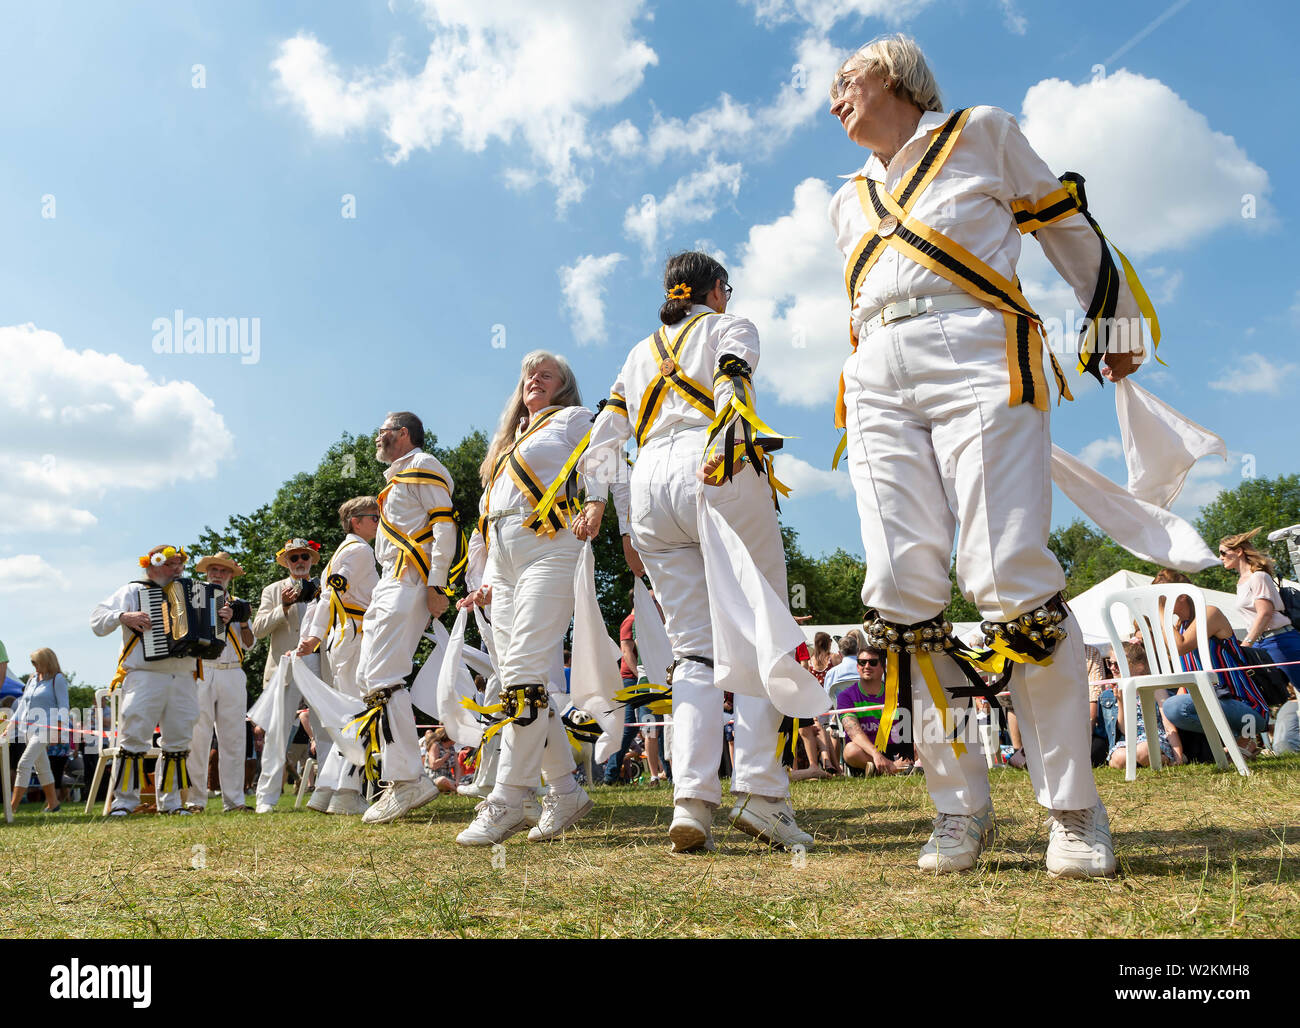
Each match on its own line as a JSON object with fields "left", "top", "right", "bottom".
{"left": 195, "top": 551, "right": 245, "bottom": 577}
{"left": 275, "top": 537, "right": 322, "bottom": 570}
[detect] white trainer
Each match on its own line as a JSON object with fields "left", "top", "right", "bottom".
{"left": 1046, "top": 801, "right": 1117, "bottom": 879}
{"left": 326, "top": 790, "right": 370, "bottom": 816}
{"left": 255, "top": 802, "right": 276, "bottom": 814}
{"left": 918, "top": 806, "right": 995, "bottom": 873}
{"left": 669, "top": 799, "right": 716, "bottom": 853}
{"left": 456, "top": 798, "right": 533, "bottom": 846}
{"left": 729, "top": 794, "right": 814, "bottom": 851}
{"left": 527, "top": 787, "right": 593, "bottom": 842}
{"left": 306, "top": 788, "right": 334, "bottom": 813}
{"left": 361, "top": 777, "right": 438, "bottom": 825}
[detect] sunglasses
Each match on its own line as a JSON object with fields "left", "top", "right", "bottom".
{"left": 857, "top": 658, "right": 880, "bottom": 667}
{"left": 359, "top": 514, "right": 380, "bottom": 521}
{"left": 289, "top": 554, "right": 312, "bottom": 563}
{"left": 1218, "top": 549, "right": 1233, "bottom": 556}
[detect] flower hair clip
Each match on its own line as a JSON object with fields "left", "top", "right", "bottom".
{"left": 140, "top": 544, "right": 185, "bottom": 568}
{"left": 666, "top": 282, "right": 691, "bottom": 300}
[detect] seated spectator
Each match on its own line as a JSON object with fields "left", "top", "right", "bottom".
{"left": 1109, "top": 640, "right": 1183, "bottom": 769}
{"left": 836, "top": 647, "right": 914, "bottom": 776}
{"left": 1085, "top": 643, "right": 1116, "bottom": 767}
{"left": 425, "top": 727, "right": 458, "bottom": 793}
{"left": 1154, "top": 569, "right": 1271, "bottom": 759}
{"left": 822, "top": 630, "right": 863, "bottom": 700}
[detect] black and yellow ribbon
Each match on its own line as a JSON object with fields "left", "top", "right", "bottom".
{"left": 159, "top": 751, "right": 191, "bottom": 793}
{"left": 613, "top": 683, "right": 673, "bottom": 717}
{"left": 344, "top": 699, "right": 393, "bottom": 783}
{"left": 776, "top": 716, "right": 803, "bottom": 767}
{"left": 1058, "top": 172, "right": 1163, "bottom": 379}
{"left": 113, "top": 750, "right": 147, "bottom": 795}
{"left": 109, "top": 633, "right": 140, "bottom": 693}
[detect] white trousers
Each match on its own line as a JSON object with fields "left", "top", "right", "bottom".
{"left": 318, "top": 630, "right": 366, "bottom": 793}
{"left": 254, "top": 653, "right": 318, "bottom": 809}
{"left": 185, "top": 667, "right": 248, "bottom": 811}
{"left": 15, "top": 735, "right": 53, "bottom": 788}
{"left": 630, "top": 427, "right": 788, "bottom": 806}
{"left": 487, "top": 519, "right": 580, "bottom": 790}
{"left": 842, "top": 307, "right": 1096, "bottom": 813}
{"left": 357, "top": 574, "right": 429, "bottom": 784}
{"left": 114, "top": 669, "right": 200, "bottom": 812}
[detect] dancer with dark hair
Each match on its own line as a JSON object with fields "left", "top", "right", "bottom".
{"left": 582, "top": 251, "right": 819, "bottom": 853}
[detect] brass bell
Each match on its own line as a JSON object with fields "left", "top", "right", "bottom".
{"left": 886, "top": 628, "right": 899, "bottom": 641}
{"left": 905, "top": 644, "right": 918, "bottom": 654}
{"left": 1028, "top": 631, "right": 1043, "bottom": 644}
{"left": 902, "top": 630, "right": 916, "bottom": 643}
{"left": 1034, "top": 608, "right": 1050, "bottom": 624}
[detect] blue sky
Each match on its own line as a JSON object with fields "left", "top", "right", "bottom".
{"left": 2, "top": 0, "right": 1296, "bottom": 684}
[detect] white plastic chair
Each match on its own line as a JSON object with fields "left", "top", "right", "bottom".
{"left": 294, "top": 757, "right": 317, "bottom": 809}
{"left": 1102, "top": 583, "right": 1250, "bottom": 781}
{"left": 84, "top": 688, "right": 163, "bottom": 814}
{"left": 0, "top": 710, "right": 13, "bottom": 824}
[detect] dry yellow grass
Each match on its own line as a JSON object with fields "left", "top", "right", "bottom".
{"left": 2, "top": 756, "right": 1297, "bottom": 938}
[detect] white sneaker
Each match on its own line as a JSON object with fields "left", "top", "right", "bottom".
{"left": 527, "top": 787, "right": 592, "bottom": 842}
{"left": 729, "top": 794, "right": 813, "bottom": 851}
{"left": 255, "top": 802, "right": 276, "bottom": 814}
{"left": 306, "top": 787, "right": 334, "bottom": 813}
{"left": 1046, "top": 801, "right": 1117, "bottom": 879}
{"left": 669, "top": 799, "right": 716, "bottom": 853}
{"left": 455, "top": 799, "right": 534, "bottom": 846}
{"left": 918, "top": 806, "right": 995, "bottom": 873}
{"left": 361, "top": 777, "right": 438, "bottom": 825}
{"left": 522, "top": 795, "right": 543, "bottom": 828}
{"left": 327, "top": 790, "right": 370, "bottom": 816}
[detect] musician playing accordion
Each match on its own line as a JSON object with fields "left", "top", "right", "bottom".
{"left": 90, "top": 544, "right": 224, "bottom": 815}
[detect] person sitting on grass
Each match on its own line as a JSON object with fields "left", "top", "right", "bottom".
{"left": 1109, "top": 640, "right": 1183, "bottom": 769}
{"left": 836, "top": 647, "right": 914, "bottom": 776}
{"left": 425, "top": 726, "right": 458, "bottom": 794}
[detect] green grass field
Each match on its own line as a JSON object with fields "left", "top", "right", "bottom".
{"left": 3, "top": 757, "right": 1298, "bottom": 938}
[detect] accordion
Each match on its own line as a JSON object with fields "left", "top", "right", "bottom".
{"left": 139, "top": 578, "right": 228, "bottom": 661}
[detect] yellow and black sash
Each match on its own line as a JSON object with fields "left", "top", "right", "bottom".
{"left": 109, "top": 633, "right": 140, "bottom": 693}
{"left": 633, "top": 312, "right": 718, "bottom": 445}
{"left": 225, "top": 624, "right": 246, "bottom": 662}
{"left": 482, "top": 407, "right": 577, "bottom": 543}
{"left": 836, "top": 108, "right": 973, "bottom": 449}
{"left": 323, "top": 540, "right": 367, "bottom": 644}
{"left": 377, "top": 467, "right": 467, "bottom": 594}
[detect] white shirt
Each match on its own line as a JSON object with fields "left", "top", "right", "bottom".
{"left": 586, "top": 303, "right": 763, "bottom": 515}
{"left": 829, "top": 106, "right": 1142, "bottom": 347}
{"left": 91, "top": 580, "right": 201, "bottom": 675}
{"left": 376, "top": 447, "right": 459, "bottom": 588}
{"left": 307, "top": 533, "right": 379, "bottom": 645}
{"left": 483, "top": 404, "right": 630, "bottom": 535}
{"left": 822, "top": 659, "right": 858, "bottom": 700}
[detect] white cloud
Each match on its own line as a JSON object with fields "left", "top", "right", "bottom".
{"left": 623, "top": 157, "right": 743, "bottom": 257}
{"left": 0, "top": 555, "right": 67, "bottom": 593}
{"left": 743, "top": 0, "right": 932, "bottom": 32}
{"left": 0, "top": 324, "right": 234, "bottom": 533}
{"left": 1170, "top": 457, "right": 1233, "bottom": 522}
{"left": 727, "top": 177, "right": 847, "bottom": 409}
{"left": 634, "top": 35, "right": 842, "bottom": 164}
{"left": 1019, "top": 70, "right": 1271, "bottom": 255}
{"left": 559, "top": 253, "right": 625, "bottom": 346}
{"left": 1208, "top": 352, "right": 1298, "bottom": 396}
{"left": 997, "top": 0, "right": 1027, "bottom": 34}
{"left": 1077, "top": 436, "right": 1123, "bottom": 470}
{"left": 772, "top": 454, "right": 854, "bottom": 500}
{"left": 272, "top": 1, "right": 658, "bottom": 209}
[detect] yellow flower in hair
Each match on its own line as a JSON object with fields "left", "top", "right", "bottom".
{"left": 666, "top": 282, "right": 691, "bottom": 300}
{"left": 162, "top": 546, "right": 177, "bottom": 558}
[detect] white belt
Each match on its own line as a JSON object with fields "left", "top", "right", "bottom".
{"left": 488, "top": 506, "right": 534, "bottom": 524}
{"left": 209, "top": 661, "right": 243, "bottom": 670}
{"left": 863, "top": 293, "right": 981, "bottom": 333}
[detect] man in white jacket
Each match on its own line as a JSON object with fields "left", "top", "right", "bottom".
{"left": 90, "top": 545, "right": 209, "bottom": 815}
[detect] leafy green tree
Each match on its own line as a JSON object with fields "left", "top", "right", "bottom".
{"left": 1194, "top": 474, "right": 1300, "bottom": 588}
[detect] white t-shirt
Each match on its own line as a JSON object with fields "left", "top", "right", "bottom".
{"left": 1238, "top": 571, "right": 1290, "bottom": 633}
